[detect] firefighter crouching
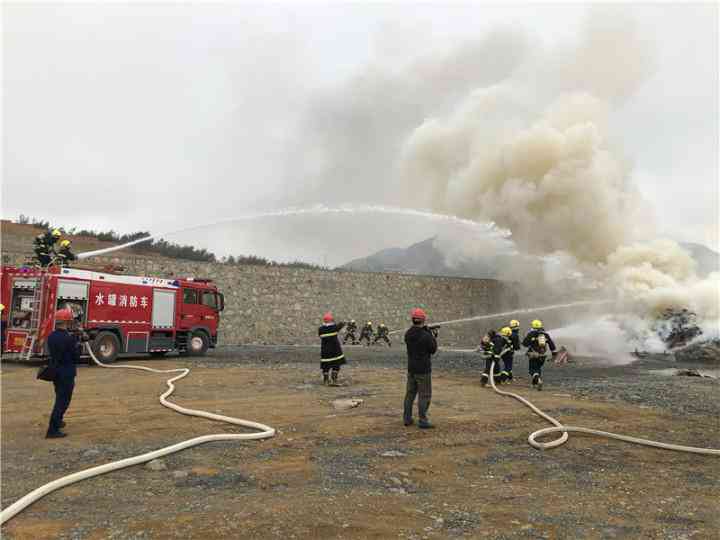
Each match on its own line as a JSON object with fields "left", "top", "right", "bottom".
{"left": 319, "top": 312, "right": 347, "bottom": 386}
{"left": 479, "top": 331, "right": 503, "bottom": 387}
{"left": 33, "top": 228, "right": 62, "bottom": 267}
{"left": 373, "top": 323, "right": 391, "bottom": 347}
{"left": 343, "top": 319, "right": 359, "bottom": 345}
{"left": 522, "top": 319, "right": 557, "bottom": 391}
{"left": 359, "top": 321, "right": 374, "bottom": 346}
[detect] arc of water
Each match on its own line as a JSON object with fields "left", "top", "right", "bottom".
{"left": 77, "top": 204, "right": 509, "bottom": 260}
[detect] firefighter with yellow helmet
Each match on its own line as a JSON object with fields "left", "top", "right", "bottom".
{"left": 522, "top": 319, "right": 556, "bottom": 390}
{"left": 56, "top": 238, "right": 77, "bottom": 267}
{"left": 507, "top": 320, "right": 522, "bottom": 382}
{"left": 359, "top": 321, "right": 374, "bottom": 346}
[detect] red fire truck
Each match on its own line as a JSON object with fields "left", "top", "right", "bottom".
{"left": 0, "top": 265, "right": 224, "bottom": 362}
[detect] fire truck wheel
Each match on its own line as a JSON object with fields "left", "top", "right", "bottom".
{"left": 92, "top": 332, "right": 120, "bottom": 364}
{"left": 188, "top": 331, "right": 209, "bottom": 356}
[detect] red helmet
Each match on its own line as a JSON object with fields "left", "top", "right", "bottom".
{"left": 322, "top": 312, "right": 334, "bottom": 323}
{"left": 410, "top": 308, "right": 427, "bottom": 321}
{"left": 55, "top": 308, "right": 74, "bottom": 321}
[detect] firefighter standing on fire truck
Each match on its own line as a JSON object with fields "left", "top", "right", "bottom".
{"left": 522, "top": 319, "right": 557, "bottom": 391}
{"left": 55, "top": 239, "right": 77, "bottom": 267}
{"left": 319, "top": 312, "right": 347, "bottom": 386}
{"left": 33, "top": 228, "right": 62, "bottom": 267}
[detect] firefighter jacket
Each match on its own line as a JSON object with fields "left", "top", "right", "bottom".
{"left": 346, "top": 321, "right": 358, "bottom": 333}
{"left": 377, "top": 325, "right": 389, "bottom": 337}
{"left": 319, "top": 322, "right": 346, "bottom": 362}
{"left": 33, "top": 232, "right": 57, "bottom": 256}
{"left": 522, "top": 329, "right": 556, "bottom": 357}
{"left": 360, "top": 324, "right": 373, "bottom": 337}
{"left": 479, "top": 340, "right": 496, "bottom": 360}
{"left": 511, "top": 329, "right": 521, "bottom": 351}
{"left": 56, "top": 246, "right": 77, "bottom": 263}
{"left": 498, "top": 335, "right": 514, "bottom": 359}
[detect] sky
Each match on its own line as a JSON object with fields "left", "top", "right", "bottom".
{"left": 2, "top": 2, "right": 717, "bottom": 266}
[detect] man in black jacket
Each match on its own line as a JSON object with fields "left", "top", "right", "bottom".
{"left": 46, "top": 308, "right": 81, "bottom": 438}
{"left": 403, "top": 308, "right": 438, "bottom": 429}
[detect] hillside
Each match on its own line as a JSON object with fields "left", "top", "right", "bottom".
{"left": 341, "top": 237, "right": 720, "bottom": 278}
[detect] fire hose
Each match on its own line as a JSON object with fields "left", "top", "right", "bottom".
{"left": 0, "top": 345, "right": 276, "bottom": 525}
{"left": 487, "top": 360, "right": 720, "bottom": 455}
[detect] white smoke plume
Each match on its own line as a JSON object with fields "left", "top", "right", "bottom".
{"left": 391, "top": 7, "right": 718, "bottom": 348}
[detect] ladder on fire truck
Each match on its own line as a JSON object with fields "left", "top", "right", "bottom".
{"left": 18, "top": 272, "right": 47, "bottom": 361}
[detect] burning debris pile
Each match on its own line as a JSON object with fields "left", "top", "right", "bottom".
{"left": 655, "top": 308, "right": 703, "bottom": 350}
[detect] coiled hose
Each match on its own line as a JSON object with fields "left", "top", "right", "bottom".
{"left": 0, "top": 345, "right": 276, "bottom": 525}
{"left": 488, "top": 360, "right": 720, "bottom": 455}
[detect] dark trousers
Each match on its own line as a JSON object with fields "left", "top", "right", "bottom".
{"left": 503, "top": 353, "right": 514, "bottom": 373}
{"left": 373, "top": 335, "right": 391, "bottom": 346}
{"left": 321, "top": 364, "right": 341, "bottom": 374}
{"left": 48, "top": 377, "right": 75, "bottom": 434}
{"left": 343, "top": 331, "right": 357, "bottom": 344}
{"left": 528, "top": 356, "right": 546, "bottom": 378}
{"left": 483, "top": 357, "right": 501, "bottom": 377}
{"left": 404, "top": 372, "right": 432, "bottom": 422}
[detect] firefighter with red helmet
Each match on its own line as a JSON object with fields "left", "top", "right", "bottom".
{"left": 319, "top": 312, "right": 347, "bottom": 386}
{"left": 45, "top": 309, "right": 81, "bottom": 438}
{"left": 403, "top": 307, "right": 437, "bottom": 429}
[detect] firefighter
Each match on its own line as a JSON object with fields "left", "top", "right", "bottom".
{"left": 522, "top": 319, "right": 557, "bottom": 391}
{"left": 498, "top": 326, "right": 515, "bottom": 383}
{"left": 319, "top": 312, "right": 347, "bottom": 386}
{"left": 359, "top": 321, "right": 374, "bottom": 346}
{"left": 343, "top": 319, "right": 359, "bottom": 345}
{"left": 479, "top": 330, "right": 505, "bottom": 387}
{"left": 46, "top": 309, "right": 81, "bottom": 438}
{"left": 373, "top": 323, "right": 392, "bottom": 347}
{"left": 33, "top": 228, "right": 62, "bottom": 267}
{"left": 508, "top": 320, "right": 522, "bottom": 382}
{"left": 55, "top": 239, "right": 76, "bottom": 267}
{"left": 403, "top": 308, "right": 437, "bottom": 429}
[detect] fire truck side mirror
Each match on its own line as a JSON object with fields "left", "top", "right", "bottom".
{"left": 217, "top": 293, "right": 225, "bottom": 312}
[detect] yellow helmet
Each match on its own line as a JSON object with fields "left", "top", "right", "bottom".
{"left": 60, "top": 239, "right": 72, "bottom": 248}
{"left": 509, "top": 319, "right": 520, "bottom": 329}
{"left": 500, "top": 326, "right": 512, "bottom": 337}
{"left": 531, "top": 319, "right": 543, "bottom": 329}
{"left": 367, "top": 321, "right": 372, "bottom": 325}
{"left": 52, "top": 228, "right": 62, "bottom": 237}
{"left": 0, "top": 303, "right": 5, "bottom": 312}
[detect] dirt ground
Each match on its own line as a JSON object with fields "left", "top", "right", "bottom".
{"left": 1, "top": 347, "right": 718, "bottom": 539}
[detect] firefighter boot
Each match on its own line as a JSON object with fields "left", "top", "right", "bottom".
{"left": 323, "top": 372, "right": 330, "bottom": 386}
{"left": 331, "top": 370, "right": 339, "bottom": 386}
{"left": 480, "top": 373, "right": 488, "bottom": 387}
{"left": 531, "top": 374, "right": 539, "bottom": 388}
{"left": 537, "top": 377, "right": 543, "bottom": 391}
{"left": 506, "top": 371, "right": 513, "bottom": 384}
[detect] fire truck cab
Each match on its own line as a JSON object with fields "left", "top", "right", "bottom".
{"left": 0, "top": 265, "right": 225, "bottom": 362}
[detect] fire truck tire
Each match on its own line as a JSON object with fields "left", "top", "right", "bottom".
{"left": 92, "top": 332, "right": 120, "bottom": 364}
{"left": 188, "top": 331, "right": 209, "bottom": 356}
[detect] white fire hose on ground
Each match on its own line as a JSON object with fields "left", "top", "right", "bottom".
{"left": 488, "top": 360, "right": 720, "bottom": 455}
{"left": 0, "top": 345, "right": 276, "bottom": 525}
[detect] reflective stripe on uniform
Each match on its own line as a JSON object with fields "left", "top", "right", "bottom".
{"left": 320, "top": 332, "right": 338, "bottom": 338}
{"left": 321, "top": 354, "right": 345, "bottom": 362}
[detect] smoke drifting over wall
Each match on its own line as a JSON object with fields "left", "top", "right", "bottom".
{"left": 284, "top": 6, "right": 716, "bottom": 348}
